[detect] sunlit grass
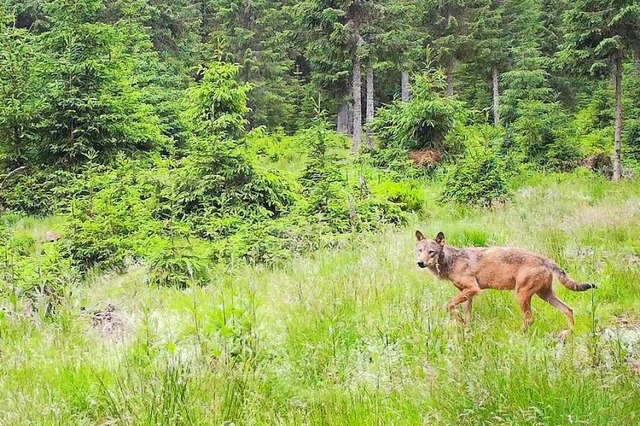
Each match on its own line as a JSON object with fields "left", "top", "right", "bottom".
{"left": 1, "top": 171, "right": 640, "bottom": 424}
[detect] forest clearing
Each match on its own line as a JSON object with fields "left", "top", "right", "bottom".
{"left": 2, "top": 172, "right": 640, "bottom": 424}
{"left": 2, "top": 0, "right": 640, "bottom": 424}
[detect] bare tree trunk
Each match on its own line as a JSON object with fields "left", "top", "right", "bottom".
{"left": 346, "top": 83, "right": 354, "bottom": 135}
{"left": 366, "top": 64, "right": 374, "bottom": 148}
{"left": 401, "top": 71, "right": 410, "bottom": 102}
{"left": 337, "top": 103, "right": 349, "bottom": 134}
{"left": 347, "top": 103, "right": 354, "bottom": 135}
{"left": 492, "top": 63, "right": 500, "bottom": 125}
{"left": 446, "top": 64, "right": 454, "bottom": 96}
{"left": 613, "top": 52, "right": 623, "bottom": 181}
{"left": 352, "top": 36, "right": 363, "bottom": 153}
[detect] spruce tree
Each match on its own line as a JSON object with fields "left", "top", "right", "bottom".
{"left": 562, "top": 1, "right": 640, "bottom": 180}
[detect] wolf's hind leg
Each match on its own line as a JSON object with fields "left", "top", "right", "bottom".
{"left": 537, "top": 288, "right": 575, "bottom": 328}
{"left": 516, "top": 290, "right": 534, "bottom": 329}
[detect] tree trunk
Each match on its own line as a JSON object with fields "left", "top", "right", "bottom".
{"left": 613, "top": 52, "right": 623, "bottom": 181}
{"left": 366, "top": 64, "right": 374, "bottom": 149}
{"left": 352, "top": 35, "right": 363, "bottom": 153}
{"left": 337, "top": 103, "right": 349, "bottom": 134}
{"left": 401, "top": 71, "right": 410, "bottom": 102}
{"left": 492, "top": 63, "right": 500, "bottom": 125}
{"left": 445, "top": 64, "right": 454, "bottom": 96}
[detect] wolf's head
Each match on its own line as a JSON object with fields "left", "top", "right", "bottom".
{"left": 415, "top": 230, "right": 445, "bottom": 269}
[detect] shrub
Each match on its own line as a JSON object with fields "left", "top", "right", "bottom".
{"left": 9, "top": 234, "right": 35, "bottom": 257}
{"left": 168, "top": 137, "right": 297, "bottom": 224}
{"left": 296, "top": 125, "right": 410, "bottom": 233}
{"left": 147, "top": 238, "right": 211, "bottom": 288}
{"left": 297, "top": 125, "right": 352, "bottom": 232}
{"left": 0, "top": 169, "right": 77, "bottom": 215}
{"left": 63, "top": 158, "right": 161, "bottom": 271}
{"left": 441, "top": 130, "right": 509, "bottom": 207}
{"left": 0, "top": 228, "right": 78, "bottom": 316}
{"left": 182, "top": 60, "right": 251, "bottom": 141}
{"left": 370, "top": 180, "right": 425, "bottom": 212}
{"left": 441, "top": 150, "right": 508, "bottom": 206}
{"left": 370, "top": 69, "right": 466, "bottom": 161}
{"left": 583, "top": 152, "right": 613, "bottom": 178}
{"left": 371, "top": 97, "right": 465, "bottom": 153}
{"left": 362, "top": 145, "right": 426, "bottom": 178}
{"left": 512, "top": 101, "right": 581, "bottom": 171}
{"left": 173, "top": 59, "right": 296, "bottom": 228}
{"left": 624, "top": 116, "right": 640, "bottom": 161}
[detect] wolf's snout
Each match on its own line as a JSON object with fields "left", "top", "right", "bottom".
{"left": 417, "top": 261, "right": 426, "bottom": 268}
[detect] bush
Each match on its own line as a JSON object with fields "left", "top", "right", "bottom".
{"left": 0, "top": 169, "right": 77, "bottom": 215}
{"left": 362, "top": 145, "right": 426, "bottom": 178}
{"left": 147, "top": 238, "right": 211, "bottom": 288}
{"left": 624, "top": 116, "right": 640, "bottom": 161}
{"left": 441, "top": 150, "right": 508, "bottom": 206}
{"left": 297, "top": 125, "right": 409, "bottom": 233}
{"left": 441, "top": 128, "right": 510, "bottom": 207}
{"left": 169, "top": 137, "right": 296, "bottom": 223}
{"left": 172, "top": 59, "right": 297, "bottom": 228}
{"left": 297, "top": 125, "right": 351, "bottom": 232}
{"left": 182, "top": 60, "right": 251, "bottom": 141}
{"left": 370, "top": 180, "right": 425, "bottom": 212}
{"left": 370, "top": 70, "right": 466, "bottom": 160}
{"left": 371, "top": 97, "right": 465, "bottom": 153}
{"left": 63, "top": 158, "right": 161, "bottom": 271}
{"left": 512, "top": 101, "right": 581, "bottom": 171}
{"left": 0, "top": 229, "right": 77, "bottom": 316}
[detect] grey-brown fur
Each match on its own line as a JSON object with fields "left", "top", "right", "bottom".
{"left": 415, "top": 230, "right": 597, "bottom": 328}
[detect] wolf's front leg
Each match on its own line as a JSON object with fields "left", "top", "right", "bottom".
{"left": 462, "top": 299, "right": 473, "bottom": 326}
{"left": 447, "top": 287, "right": 480, "bottom": 324}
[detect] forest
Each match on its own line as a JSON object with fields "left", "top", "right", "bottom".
{"left": 1, "top": 0, "right": 640, "bottom": 424}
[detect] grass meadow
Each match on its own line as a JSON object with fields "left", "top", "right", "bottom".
{"left": 1, "top": 171, "right": 640, "bottom": 425}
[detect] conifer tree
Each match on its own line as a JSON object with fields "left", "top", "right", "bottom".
{"left": 562, "top": 1, "right": 640, "bottom": 180}
{"left": 35, "top": 0, "right": 165, "bottom": 166}
{"left": 428, "top": 0, "right": 482, "bottom": 96}
{"left": 0, "top": 12, "right": 43, "bottom": 168}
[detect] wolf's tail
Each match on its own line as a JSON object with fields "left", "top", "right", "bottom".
{"left": 546, "top": 261, "right": 597, "bottom": 292}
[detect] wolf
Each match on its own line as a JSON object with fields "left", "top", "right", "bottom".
{"left": 415, "top": 230, "right": 596, "bottom": 328}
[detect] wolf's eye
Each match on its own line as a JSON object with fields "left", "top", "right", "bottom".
{"left": 428, "top": 250, "right": 435, "bottom": 255}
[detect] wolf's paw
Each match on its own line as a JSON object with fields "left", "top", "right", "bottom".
{"left": 556, "top": 329, "right": 572, "bottom": 344}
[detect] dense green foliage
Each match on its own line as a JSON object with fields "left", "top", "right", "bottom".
{"left": 441, "top": 124, "right": 510, "bottom": 205}
{"left": 0, "top": 0, "right": 638, "bottom": 285}
{"left": 1, "top": 1, "right": 640, "bottom": 422}
{"left": 0, "top": 1, "right": 638, "bottom": 270}
{"left": 371, "top": 68, "right": 466, "bottom": 153}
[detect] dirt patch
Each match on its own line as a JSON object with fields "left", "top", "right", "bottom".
{"left": 583, "top": 153, "right": 612, "bottom": 178}
{"left": 602, "top": 316, "right": 640, "bottom": 374}
{"left": 83, "top": 303, "right": 123, "bottom": 337}
{"left": 409, "top": 149, "right": 441, "bottom": 168}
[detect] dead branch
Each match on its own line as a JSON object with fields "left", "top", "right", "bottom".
{"left": 0, "top": 166, "right": 26, "bottom": 192}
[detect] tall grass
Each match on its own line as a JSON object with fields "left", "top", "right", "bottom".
{"left": 1, "top": 171, "right": 640, "bottom": 425}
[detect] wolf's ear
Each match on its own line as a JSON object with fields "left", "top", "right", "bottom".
{"left": 435, "top": 232, "right": 445, "bottom": 246}
{"left": 415, "top": 230, "right": 425, "bottom": 241}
